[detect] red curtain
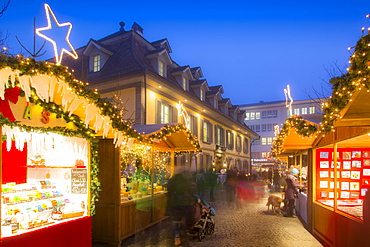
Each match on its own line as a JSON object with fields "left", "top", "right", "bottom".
{"left": 2, "top": 141, "right": 27, "bottom": 184}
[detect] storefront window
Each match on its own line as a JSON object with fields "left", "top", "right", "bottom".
{"left": 1, "top": 127, "right": 89, "bottom": 237}
{"left": 120, "top": 144, "right": 171, "bottom": 202}
{"left": 316, "top": 148, "right": 368, "bottom": 220}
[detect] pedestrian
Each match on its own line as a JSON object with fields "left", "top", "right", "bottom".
{"left": 166, "top": 167, "right": 197, "bottom": 246}
{"left": 236, "top": 171, "right": 248, "bottom": 209}
{"left": 273, "top": 169, "right": 280, "bottom": 192}
{"left": 284, "top": 168, "right": 299, "bottom": 217}
{"left": 205, "top": 168, "right": 218, "bottom": 201}
{"left": 225, "top": 167, "right": 238, "bottom": 206}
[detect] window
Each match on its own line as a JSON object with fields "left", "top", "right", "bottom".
{"left": 255, "top": 125, "right": 260, "bottom": 132}
{"left": 245, "top": 112, "right": 250, "bottom": 120}
{"left": 267, "top": 124, "right": 273, "bottom": 132}
{"left": 262, "top": 124, "right": 266, "bottom": 132}
{"left": 261, "top": 137, "right": 267, "bottom": 145}
{"left": 272, "top": 110, "right": 278, "bottom": 118}
{"left": 250, "top": 112, "right": 255, "bottom": 120}
{"left": 158, "top": 60, "right": 165, "bottom": 76}
{"left": 267, "top": 137, "right": 273, "bottom": 145}
{"left": 188, "top": 115, "right": 198, "bottom": 137}
{"left": 245, "top": 112, "right": 260, "bottom": 120}
{"left": 161, "top": 104, "right": 170, "bottom": 123}
{"left": 226, "top": 130, "right": 234, "bottom": 150}
{"left": 202, "top": 120, "right": 213, "bottom": 143}
{"left": 200, "top": 88, "right": 204, "bottom": 101}
{"left": 182, "top": 77, "right": 187, "bottom": 91}
{"left": 302, "top": 107, "right": 307, "bottom": 114}
{"left": 294, "top": 108, "right": 300, "bottom": 115}
{"left": 243, "top": 138, "right": 249, "bottom": 154}
{"left": 93, "top": 55, "right": 101, "bottom": 72}
{"left": 262, "top": 111, "right": 267, "bottom": 119}
{"left": 215, "top": 126, "right": 224, "bottom": 146}
{"left": 309, "top": 106, "right": 315, "bottom": 114}
{"left": 256, "top": 112, "right": 261, "bottom": 119}
{"left": 267, "top": 111, "right": 273, "bottom": 118}
{"left": 236, "top": 135, "right": 242, "bottom": 152}
{"left": 262, "top": 152, "right": 269, "bottom": 158}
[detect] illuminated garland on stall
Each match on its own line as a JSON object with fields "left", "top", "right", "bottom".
{"left": 271, "top": 32, "right": 370, "bottom": 157}
{"left": 145, "top": 123, "right": 201, "bottom": 156}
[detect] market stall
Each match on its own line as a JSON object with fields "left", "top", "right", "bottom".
{"left": 0, "top": 55, "right": 138, "bottom": 247}
{"left": 271, "top": 32, "right": 370, "bottom": 246}
{"left": 92, "top": 123, "right": 200, "bottom": 247}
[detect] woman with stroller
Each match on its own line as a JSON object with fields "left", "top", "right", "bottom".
{"left": 167, "top": 167, "right": 197, "bottom": 246}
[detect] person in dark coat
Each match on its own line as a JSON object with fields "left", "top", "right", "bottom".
{"left": 167, "top": 168, "right": 197, "bottom": 246}
{"left": 205, "top": 168, "right": 218, "bottom": 201}
{"left": 284, "top": 170, "right": 299, "bottom": 217}
{"left": 273, "top": 169, "right": 281, "bottom": 192}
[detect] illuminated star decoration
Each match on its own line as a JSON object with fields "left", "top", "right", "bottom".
{"left": 284, "top": 84, "right": 294, "bottom": 116}
{"left": 176, "top": 101, "right": 189, "bottom": 127}
{"left": 36, "top": 3, "right": 78, "bottom": 65}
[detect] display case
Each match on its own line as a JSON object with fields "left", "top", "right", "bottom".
{"left": 1, "top": 128, "right": 89, "bottom": 238}
{"left": 315, "top": 147, "right": 370, "bottom": 219}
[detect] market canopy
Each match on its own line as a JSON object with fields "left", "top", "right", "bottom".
{"left": 132, "top": 123, "right": 201, "bottom": 153}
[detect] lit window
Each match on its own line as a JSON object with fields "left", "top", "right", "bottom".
{"left": 245, "top": 113, "right": 250, "bottom": 120}
{"left": 267, "top": 137, "right": 273, "bottom": 145}
{"left": 93, "top": 55, "right": 101, "bottom": 72}
{"left": 203, "top": 122, "right": 208, "bottom": 142}
{"left": 302, "top": 107, "right": 307, "bottom": 114}
{"left": 262, "top": 152, "right": 268, "bottom": 158}
{"left": 159, "top": 60, "right": 165, "bottom": 76}
{"left": 161, "top": 104, "right": 170, "bottom": 123}
{"left": 256, "top": 112, "right": 260, "bottom": 119}
{"left": 182, "top": 77, "right": 187, "bottom": 90}
{"left": 227, "top": 130, "right": 234, "bottom": 149}
{"left": 272, "top": 110, "right": 278, "bottom": 118}
{"left": 250, "top": 112, "right": 255, "bottom": 120}
{"left": 294, "top": 108, "right": 300, "bottom": 115}
{"left": 200, "top": 88, "right": 204, "bottom": 101}
{"left": 261, "top": 137, "right": 267, "bottom": 145}
{"left": 309, "top": 106, "right": 315, "bottom": 114}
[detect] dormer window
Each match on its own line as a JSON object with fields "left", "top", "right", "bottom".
{"left": 93, "top": 55, "right": 101, "bottom": 72}
{"left": 158, "top": 60, "right": 165, "bottom": 77}
{"left": 182, "top": 77, "right": 187, "bottom": 91}
{"left": 200, "top": 88, "right": 204, "bottom": 101}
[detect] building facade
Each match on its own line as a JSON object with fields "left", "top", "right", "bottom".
{"left": 62, "top": 22, "right": 258, "bottom": 174}
{"left": 239, "top": 98, "right": 324, "bottom": 172}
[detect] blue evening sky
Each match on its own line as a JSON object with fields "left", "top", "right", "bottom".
{"left": 1, "top": 0, "right": 369, "bottom": 104}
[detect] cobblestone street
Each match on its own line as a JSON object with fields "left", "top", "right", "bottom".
{"left": 112, "top": 187, "right": 323, "bottom": 247}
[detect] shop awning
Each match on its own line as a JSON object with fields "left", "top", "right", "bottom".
{"left": 131, "top": 123, "right": 201, "bottom": 152}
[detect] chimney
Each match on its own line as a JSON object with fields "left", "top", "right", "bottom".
{"left": 119, "top": 21, "right": 125, "bottom": 31}
{"left": 132, "top": 22, "right": 144, "bottom": 36}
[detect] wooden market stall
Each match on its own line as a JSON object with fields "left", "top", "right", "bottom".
{"left": 92, "top": 123, "right": 201, "bottom": 247}
{"left": 0, "top": 55, "right": 138, "bottom": 247}
{"left": 271, "top": 33, "right": 370, "bottom": 247}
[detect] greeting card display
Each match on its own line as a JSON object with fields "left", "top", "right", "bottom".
{"left": 317, "top": 148, "right": 370, "bottom": 206}
{"left": 343, "top": 161, "right": 351, "bottom": 169}
{"left": 352, "top": 160, "right": 361, "bottom": 168}
{"left": 320, "top": 161, "right": 330, "bottom": 168}
{"left": 363, "top": 169, "right": 370, "bottom": 176}
{"left": 352, "top": 151, "right": 361, "bottom": 158}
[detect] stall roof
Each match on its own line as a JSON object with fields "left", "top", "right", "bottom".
{"left": 131, "top": 123, "right": 201, "bottom": 152}
{"left": 278, "top": 114, "right": 322, "bottom": 155}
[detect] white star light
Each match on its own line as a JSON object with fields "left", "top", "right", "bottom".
{"left": 36, "top": 3, "right": 78, "bottom": 65}
{"left": 284, "top": 84, "right": 294, "bottom": 116}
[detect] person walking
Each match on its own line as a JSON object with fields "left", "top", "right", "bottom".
{"left": 225, "top": 167, "right": 238, "bottom": 206}
{"left": 273, "top": 169, "right": 280, "bottom": 192}
{"left": 167, "top": 167, "right": 196, "bottom": 246}
{"left": 205, "top": 168, "right": 218, "bottom": 201}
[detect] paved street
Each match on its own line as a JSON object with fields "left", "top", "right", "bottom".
{"left": 111, "top": 185, "right": 323, "bottom": 247}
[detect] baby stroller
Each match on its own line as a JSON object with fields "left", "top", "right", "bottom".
{"left": 188, "top": 194, "right": 216, "bottom": 241}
